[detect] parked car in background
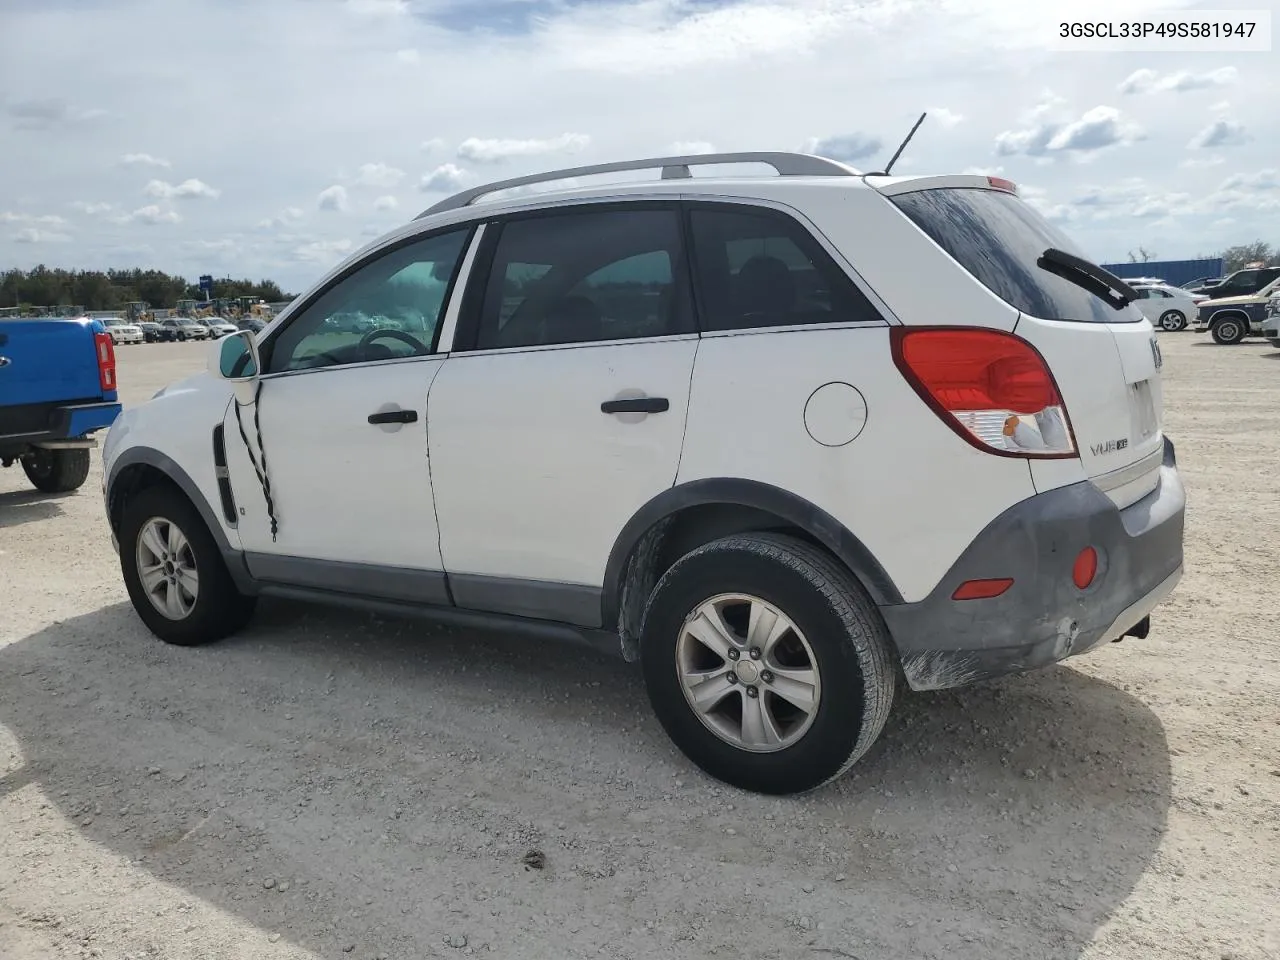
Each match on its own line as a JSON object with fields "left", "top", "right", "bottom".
{"left": 237, "top": 318, "right": 267, "bottom": 334}
{"left": 1189, "top": 266, "right": 1280, "bottom": 300}
{"left": 1129, "top": 283, "right": 1201, "bottom": 331}
{"left": 160, "top": 317, "right": 210, "bottom": 341}
{"left": 1261, "top": 297, "right": 1280, "bottom": 348}
{"left": 1192, "top": 277, "right": 1280, "bottom": 343}
{"left": 1182, "top": 276, "right": 1221, "bottom": 290}
{"left": 1, "top": 316, "right": 121, "bottom": 492}
{"left": 102, "top": 153, "right": 1185, "bottom": 795}
{"left": 103, "top": 318, "right": 144, "bottom": 345}
{"left": 199, "top": 317, "right": 239, "bottom": 338}
{"left": 138, "top": 321, "right": 164, "bottom": 342}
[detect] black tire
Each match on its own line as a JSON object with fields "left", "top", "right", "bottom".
{"left": 1158, "top": 310, "right": 1187, "bottom": 332}
{"left": 177, "top": 331, "right": 187, "bottom": 342}
{"left": 1211, "top": 317, "right": 1247, "bottom": 344}
{"left": 22, "top": 448, "right": 91, "bottom": 493}
{"left": 119, "top": 484, "right": 256, "bottom": 646}
{"left": 639, "top": 532, "right": 896, "bottom": 795}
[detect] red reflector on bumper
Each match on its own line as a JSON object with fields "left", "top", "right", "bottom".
{"left": 1073, "top": 547, "right": 1098, "bottom": 589}
{"left": 952, "top": 578, "right": 1014, "bottom": 601}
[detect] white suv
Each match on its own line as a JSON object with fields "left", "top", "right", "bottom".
{"left": 101, "top": 152, "right": 1186, "bottom": 795}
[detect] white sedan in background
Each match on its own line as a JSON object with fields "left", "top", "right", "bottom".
{"left": 1129, "top": 283, "right": 1202, "bottom": 331}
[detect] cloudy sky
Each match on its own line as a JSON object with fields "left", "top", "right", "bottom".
{"left": 1, "top": 0, "right": 1275, "bottom": 292}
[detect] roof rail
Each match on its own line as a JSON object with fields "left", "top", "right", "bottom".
{"left": 413, "top": 151, "right": 858, "bottom": 219}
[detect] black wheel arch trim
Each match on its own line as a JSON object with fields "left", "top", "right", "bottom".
{"left": 106, "top": 445, "right": 257, "bottom": 594}
{"left": 601, "top": 478, "right": 904, "bottom": 628}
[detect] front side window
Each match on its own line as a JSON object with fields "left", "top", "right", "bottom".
{"left": 688, "top": 206, "right": 883, "bottom": 331}
{"left": 265, "top": 227, "right": 471, "bottom": 374}
{"left": 471, "top": 208, "right": 693, "bottom": 351}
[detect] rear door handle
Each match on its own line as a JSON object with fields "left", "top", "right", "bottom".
{"left": 601, "top": 397, "right": 669, "bottom": 415}
{"left": 368, "top": 409, "right": 418, "bottom": 425}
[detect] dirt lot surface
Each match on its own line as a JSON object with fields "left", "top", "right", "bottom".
{"left": 2, "top": 335, "right": 1278, "bottom": 960}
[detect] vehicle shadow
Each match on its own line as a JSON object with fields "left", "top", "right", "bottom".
{"left": 0, "top": 488, "right": 68, "bottom": 528}
{"left": 0, "top": 602, "right": 1171, "bottom": 960}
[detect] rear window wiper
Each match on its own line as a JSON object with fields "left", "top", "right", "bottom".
{"left": 1036, "top": 247, "right": 1138, "bottom": 310}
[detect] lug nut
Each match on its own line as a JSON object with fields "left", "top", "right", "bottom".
{"left": 761, "top": 670, "right": 774, "bottom": 684}
{"left": 727, "top": 649, "right": 740, "bottom": 661}
{"left": 749, "top": 648, "right": 762, "bottom": 660}
{"left": 725, "top": 672, "right": 738, "bottom": 684}
{"left": 745, "top": 686, "right": 759, "bottom": 699}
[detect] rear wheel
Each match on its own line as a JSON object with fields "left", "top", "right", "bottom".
{"left": 22, "top": 448, "right": 91, "bottom": 493}
{"left": 640, "top": 532, "right": 896, "bottom": 795}
{"left": 1158, "top": 310, "right": 1187, "bottom": 332}
{"left": 1212, "top": 317, "right": 1247, "bottom": 345}
{"left": 119, "top": 484, "right": 256, "bottom": 646}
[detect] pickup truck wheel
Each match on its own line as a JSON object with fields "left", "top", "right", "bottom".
{"left": 1211, "top": 317, "right": 1247, "bottom": 344}
{"left": 639, "top": 532, "right": 896, "bottom": 795}
{"left": 22, "top": 448, "right": 91, "bottom": 493}
{"left": 120, "top": 485, "right": 256, "bottom": 646}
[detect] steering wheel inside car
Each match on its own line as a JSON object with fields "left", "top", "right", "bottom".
{"left": 358, "top": 328, "right": 428, "bottom": 359}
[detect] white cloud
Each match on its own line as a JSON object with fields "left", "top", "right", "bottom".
{"left": 373, "top": 195, "right": 399, "bottom": 211}
{"left": 69, "top": 201, "right": 115, "bottom": 215}
{"left": 395, "top": 48, "right": 419, "bottom": 63}
{"left": 294, "top": 238, "right": 354, "bottom": 262}
{"left": 926, "top": 107, "right": 964, "bottom": 128}
{"left": 144, "top": 178, "right": 221, "bottom": 200}
{"left": 317, "top": 185, "right": 349, "bottom": 212}
{"left": 420, "top": 163, "right": 468, "bottom": 193}
{"left": 1189, "top": 119, "right": 1249, "bottom": 150}
{"left": 996, "top": 104, "right": 1143, "bottom": 158}
{"left": 12, "top": 227, "right": 71, "bottom": 243}
{"left": 353, "top": 162, "right": 405, "bottom": 188}
{"left": 344, "top": 0, "right": 405, "bottom": 15}
{"left": 119, "top": 152, "right": 170, "bottom": 168}
{"left": 668, "top": 141, "right": 717, "bottom": 155}
{"left": 116, "top": 205, "right": 181, "bottom": 225}
{"left": 1, "top": 211, "right": 67, "bottom": 225}
{"left": 457, "top": 134, "right": 590, "bottom": 164}
{"left": 1182, "top": 156, "right": 1225, "bottom": 169}
{"left": 420, "top": 138, "right": 445, "bottom": 154}
{"left": 1119, "top": 66, "right": 1238, "bottom": 94}
{"left": 801, "top": 133, "right": 882, "bottom": 164}
{"left": 257, "top": 206, "right": 305, "bottom": 229}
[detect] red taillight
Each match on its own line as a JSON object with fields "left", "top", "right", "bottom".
{"left": 94, "top": 331, "right": 117, "bottom": 392}
{"left": 891, "top": 327, "right": 1076, "bottom": 459}
{"left": 1072, "top": 547, "right": 1098, "bottom": 590}
{"left": 952, "top": 578, "right": 1014, "bottom": 600}
{"left": 987, "top": 176, "right": 1017, "bottom": 194}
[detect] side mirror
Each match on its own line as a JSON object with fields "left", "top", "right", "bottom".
{"left": 209, "top": 330, "right": 261, "bottom": 405}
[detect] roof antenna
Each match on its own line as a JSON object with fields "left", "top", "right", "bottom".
{"left": 869, "top": 112, "right": 927, "bottom": 176}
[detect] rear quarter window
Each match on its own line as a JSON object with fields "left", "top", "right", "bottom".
{"left": 890, "top": 187, "right": 1139, "bottom": 324}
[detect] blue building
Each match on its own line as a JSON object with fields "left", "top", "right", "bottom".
{"left": 1100, "top": 257, "right": 1224, "bottom": 287}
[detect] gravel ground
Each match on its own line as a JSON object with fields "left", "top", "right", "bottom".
{"left": 2, "top": 335, "right": 1278, "bottom": 960}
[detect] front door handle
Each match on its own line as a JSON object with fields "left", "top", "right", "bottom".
{"left": 601, "top": 397, "right": 669, "bottom": 415}
{"left": 368, "top": 409, "right": 418, "bottom": 425}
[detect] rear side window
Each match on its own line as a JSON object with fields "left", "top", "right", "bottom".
{"left": 688, "top": 206, "right": 883, "bottom": 331}
{"left": 471, "top": 208, "right": 694, "bottom": 350}
{"left": 890, "top": 187, "right": 1139, "bottom": 324}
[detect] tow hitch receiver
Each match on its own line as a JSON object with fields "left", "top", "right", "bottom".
{"left": 1116, "top": 615, "right": 1151, "bottom": 642}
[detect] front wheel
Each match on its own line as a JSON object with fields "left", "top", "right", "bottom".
{"left": 1158, "top": 310, "right": 1187, "bottom": 332}
{"left": 119, "top": 484, "right": 256, "bottom": 646}
{"left": 22, "top": 448, "right": 90, "bottom": 493}
{"left": 640, "top": 532, "right": 896, "bottom": 795}
{"left": 1212, "top": 317, "right": 1247, "bottom": 345}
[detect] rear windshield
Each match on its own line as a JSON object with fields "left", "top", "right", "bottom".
{"left": 890, "top": 187, "right": 1139, "bottom": 324}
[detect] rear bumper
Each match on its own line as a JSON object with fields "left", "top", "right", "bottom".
{"left": 0, "top": 401, "right": 122, "bottom": 451}
{"left": 881, "top": 437, "right": 1185, "bottom": 691}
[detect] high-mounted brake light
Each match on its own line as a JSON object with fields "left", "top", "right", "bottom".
{"left": 93, "top": 331, "right": 117, "bottom": 392}
{"left": 890, "top": 327, "right": 1076, "bottom": 459}
{"left": 987, "top": 176, "right": 1017, "bottom": 194}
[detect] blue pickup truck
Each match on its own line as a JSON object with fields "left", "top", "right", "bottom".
{"left": 0, "top": 317, "right": 123, "bottom": 493}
